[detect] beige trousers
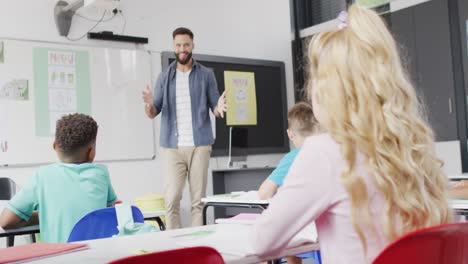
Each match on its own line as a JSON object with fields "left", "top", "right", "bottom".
{"left": 163, "top": 145, "right": 211, "bottom": 229}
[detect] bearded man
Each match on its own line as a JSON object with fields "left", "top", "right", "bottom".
{"left": 142, "top": 27, "right": 227, "bottom": 229}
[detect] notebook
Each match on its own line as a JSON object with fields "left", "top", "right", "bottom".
{"left": 0, "top": 242, "right": 88, "bottom": 264}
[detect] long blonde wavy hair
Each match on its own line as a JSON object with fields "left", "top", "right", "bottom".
{"left": 308, "top": 4, "right": 452, "bottom": 253}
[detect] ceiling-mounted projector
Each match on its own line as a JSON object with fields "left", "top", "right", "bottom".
{"left": 54, "top": 0, "right": 120, "bottom": 36}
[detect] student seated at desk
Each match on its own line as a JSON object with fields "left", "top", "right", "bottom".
{"left": 258, "top": 103, "right": 319, "bottom": 264}
{"left": 0, "top": 113, "right": 117, "bottom": 242}
{"left": 449, "top": 180, "right": 468, "bottom": 199}
{"left": 251, "top": 4, "right": 452, "bottom": 264}
{"left": 258, "top": 102, "right": 319, "bottom": 201}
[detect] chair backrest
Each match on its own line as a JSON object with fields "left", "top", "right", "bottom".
{"left": 67, "top": 206, "right": 144, "bottom": 242}
{"left": 373, "top": 222, "right": 468, "bottom": 264}
{"left": 108, "top": 246, "right": 225, "bottom": 264}
{"left": 0, "top": 178, "right": 16, "bottom": 200}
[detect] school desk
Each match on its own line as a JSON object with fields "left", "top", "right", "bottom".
{"left": 0, "top": 200, "right": 166, "bottom": 246}
{"left": 0, "top": 224, "right": 39, "bottom": 247}
{"left": 201, "top": 192, "right": 269, "bottom": 225}
{"left": 24, "top": 223, "right": 319, "bottom": 264}
{"left": 450, "top": 199, "right": 468, "bottom": 216}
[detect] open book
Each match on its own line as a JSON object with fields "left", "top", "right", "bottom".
{"left": 176, "top": 223, "right": 317, "bottom": 257}
{"left": 0, "top": 242, "right": 88, "bottom": 264}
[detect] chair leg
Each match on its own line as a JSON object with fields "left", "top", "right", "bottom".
{"left": 155, "top": 217, "right": 166, "bottom": 231}
{"left": 7, "top": 236, "right": 14, "bottom": 247}
{"left": 315, "top": 251, "right": 322, "bottom": 264}
{"left": 30, "top": 234, "right": 36, "bottom": 243}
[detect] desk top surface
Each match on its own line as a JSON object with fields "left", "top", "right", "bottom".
{"left": 0, "top": 200, "right": 164, "bottom": 236}
{"left": 450, "top": 199, "right": 468, "bottom": 210}
{"left": 0, "top": 224, "right": 40, "bottom": 237}
{"left": 24, "top": 224, "right": 319, "bottom": 264}
{"left": 202, "top": 191, "right": 269, "bottom": 205}
{"left": 212, "top": 166, "right": 275, "bottom": 172}
{"left": 202, "top": 197, "right": 269, "bottom": 205}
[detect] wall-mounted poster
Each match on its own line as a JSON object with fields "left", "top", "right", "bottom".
{"left": 33, "top": 48, "right": 90, "bottom": 136}
{"left": 0, "top": 79, "right": 29, "bottom": 100}
{"left": 224, "top": 71, "right": 257, "bottom": 126}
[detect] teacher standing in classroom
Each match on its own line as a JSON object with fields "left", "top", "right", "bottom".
{"left": 142, "top": 27, "right": 227, "bottom": 229}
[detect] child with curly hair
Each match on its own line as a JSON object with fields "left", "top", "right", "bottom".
{"left": 0, "top": 113, "right": 117, "bottom": 242}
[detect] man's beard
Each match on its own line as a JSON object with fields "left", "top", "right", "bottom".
{"left": 175, "top": 52, "right": 192, "bottom": 65}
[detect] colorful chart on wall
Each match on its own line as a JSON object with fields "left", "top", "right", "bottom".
{"left": 33, "top": 49, "right": 91, "bottom": 136}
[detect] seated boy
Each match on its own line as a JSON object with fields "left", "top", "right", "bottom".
{"left": 258, "top": 102, "right": 319, "bottom": 200}
{"left": 257, "top": 102, "right": 319, "bottom": 264}
{"left": 0, "top": 113, "right": 117, "bottom": 242}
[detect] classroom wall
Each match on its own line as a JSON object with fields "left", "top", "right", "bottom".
{"left": 0, "top": 0, "right": 293, "bottom": 233}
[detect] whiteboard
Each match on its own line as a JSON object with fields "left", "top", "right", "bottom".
{"left": 0, "top": 39, "right": 155, "bottom": 166}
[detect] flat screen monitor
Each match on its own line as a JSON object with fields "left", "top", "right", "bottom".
{"left": 161, "top": 52, "right": 289, "bottom": 157}
{"left": 229, "top": 127, "right": 248, "bottom": 163}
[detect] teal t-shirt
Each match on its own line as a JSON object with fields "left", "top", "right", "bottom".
{"left": 267, "top": 148, "right": 300, "bottom": 187}
{"left": 7, "top": 163, "right": 117, "bottom": 242}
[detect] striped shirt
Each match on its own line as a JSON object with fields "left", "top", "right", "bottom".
{"left": 175, "top": 69, "right": 194, "bottom": 146}
{"left": 153, "top": 59, "right": 220, "bottom": 148}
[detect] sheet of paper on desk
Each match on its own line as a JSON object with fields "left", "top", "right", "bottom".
{"left": 230, "top": 190, "right": 260, "bottom": 199}
{"left": 215, "top": 213, "right": 261, "bottom": 225}
{"left": 204, "top": 191, "right": 269, "bottom": 204}
{"left": 176, "top": 224, "right": 254, "bottom": 256}
{"left": 450, "top": 199, "right": 468, "bottom": 206}
{"left": 450, "top": 199, "right": 468, "bottom": 209}
{"left": 210, "top": 190, "right": 258, "bottom": 199}
{"left": 177, "top": 223, "right": 317, "bottom": 257}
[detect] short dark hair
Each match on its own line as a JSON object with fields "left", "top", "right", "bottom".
{"left": 172, "top": 27, "right": 194, "bottom": 40}
{"left": 55, "top": 113, "right": 98, "bottom": 155}
{"left": 288, "top": 102, "right": 318, "bottom": 136}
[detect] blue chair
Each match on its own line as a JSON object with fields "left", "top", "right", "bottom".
{"left": 297, "top": 251, "right": 321, "bottom": 264}
{"left": 67, "top": 206, "right": 144, "bottom": 242}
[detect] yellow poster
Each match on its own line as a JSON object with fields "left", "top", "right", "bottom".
{"left": 224, "top": 71, "right": 257, "bottom": 126}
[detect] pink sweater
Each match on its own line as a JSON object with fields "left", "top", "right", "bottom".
{"left": 251, "top": 134, "right": 389, "bottom": 263}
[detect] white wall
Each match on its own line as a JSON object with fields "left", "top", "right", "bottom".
{"left": 0, "top": 0, "right": 292, "bottom": 230}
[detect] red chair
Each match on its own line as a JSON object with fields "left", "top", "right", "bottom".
{"left": 108, "top": 246, "right": 224, "bottom": 264}
{"left": 373, "top": 222, "right": 468, "bottom": 264}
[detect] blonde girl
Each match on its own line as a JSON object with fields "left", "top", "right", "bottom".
{"left": 251, "top": 4, "right": 452, "bottom": 263}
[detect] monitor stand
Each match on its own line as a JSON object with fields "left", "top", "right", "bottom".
{"left": 227, "top": 127, "right": 248, "bottom": 168}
